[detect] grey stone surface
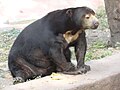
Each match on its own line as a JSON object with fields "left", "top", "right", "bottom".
{"left": 2, "top": 53, "right": 120, "bottom": 90}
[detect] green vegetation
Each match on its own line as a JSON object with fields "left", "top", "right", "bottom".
{"left": 71, "top": 41, "right": 113, "bottom": 61}
{"left": 85, "top": 41, "right": 112, "bottom": 61}
{"left": 0, "top": 29, "right": 21, "bottom": 62}
{"left": 96, "top": 6, "right": 109, "bottom": 30}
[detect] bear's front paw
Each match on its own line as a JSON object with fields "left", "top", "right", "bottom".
{"left": 67, "top": 62, "right": 76, "bottom": 71}
{"left": 77, "top": 64, "right": 91, "bottom": 74}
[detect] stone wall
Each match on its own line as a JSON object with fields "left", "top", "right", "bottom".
{"left": 3, "top": 53, "right": 120, "bottom": 90}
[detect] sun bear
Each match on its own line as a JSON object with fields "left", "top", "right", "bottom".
{"left": 8, "top": 6, "right": 99, "bottom": 84}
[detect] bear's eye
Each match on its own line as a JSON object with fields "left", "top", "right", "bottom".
{"left": 85, "top": 14, "right": 90, "bottom": 19}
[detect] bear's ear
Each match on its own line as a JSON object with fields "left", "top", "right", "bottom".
{"left": 66, "top": 9, "right": 73, "bottom": 17}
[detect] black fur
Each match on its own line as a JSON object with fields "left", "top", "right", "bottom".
{"left": 8, "top": 7, "right": 98, "bottom": 83}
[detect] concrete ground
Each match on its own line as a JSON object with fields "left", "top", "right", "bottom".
{"left": 2, "top": 53, "right": 120, "bottom": 90}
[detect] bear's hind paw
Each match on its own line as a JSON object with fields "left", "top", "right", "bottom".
{"left": 13, "top": 77, "right": 25, "bottom": 85}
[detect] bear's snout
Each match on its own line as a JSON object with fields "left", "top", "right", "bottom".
{"left": 93, "top": 21, "right": 99, "bottom": 29}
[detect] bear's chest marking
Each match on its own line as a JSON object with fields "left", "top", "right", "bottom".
{"left": 63, "top": 30, "right": 82, "bottom": 43}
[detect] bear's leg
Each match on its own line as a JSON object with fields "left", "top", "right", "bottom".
{"left": 74, "top": 32, "right": 90, "bottom": 74}
{"left": 50, "top": 36, "right": 87, "bottom": 75}
{"left": 49, "top": 37, "right": 76, "bottom": 72}
{"left": 8, "top": 57, "right": 27, "bottom": 84}
{"left": 24, "top": 49, "right": 57, "bottom": 75}
{"left": 64, "top": 48, "right": 71, "bottom": 62}
{"left": 9, "top": 56, "right": 50, "bottom": 84}
{"left": 9, "top": 57, "right": 38, "bottom": 84}
{"left": 56, "top": 48, "right": 71, "bottom": 72}
{"left": 56, "top": 34, "right": 71, "bottom": 62}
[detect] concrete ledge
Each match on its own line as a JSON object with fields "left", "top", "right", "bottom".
{"left": 3, "top": 53, "right": 120, "bottom": 90}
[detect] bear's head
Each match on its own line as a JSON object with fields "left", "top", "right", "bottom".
{"left": 64, "top": 7, "right": 99, "bottom": 43}
{"left": 66, "top": 6, "right": 99, "bottom": 30}
{"left": 80, "top": 8, "right": 99, "bottom": 29}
